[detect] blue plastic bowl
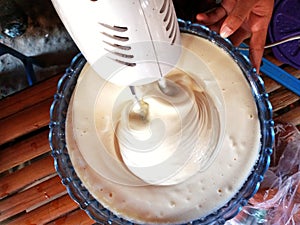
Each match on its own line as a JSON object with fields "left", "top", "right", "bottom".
{"left": 49, "top": 21, "right": 274, "bottom": 225}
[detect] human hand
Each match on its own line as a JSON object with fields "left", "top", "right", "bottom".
{"left": 196, "top": 0, "right": 274, "bottom": 73}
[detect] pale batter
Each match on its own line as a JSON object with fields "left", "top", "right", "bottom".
{"left": 66, "top": 33, "right": 261, "bottom": 224}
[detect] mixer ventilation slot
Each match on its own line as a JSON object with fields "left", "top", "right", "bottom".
{"left": 99, "top": 22, "right": 136, "bottom": 67}
{"left": 159, "top": 0, "right": 168, "bottom": 14}
{"left": 99, "top": 22, "right": 128, "bottom": 32}
{"left": 104, "top": 49, "right": 134, "bottom": 59}
{"left": 102, "top": 41, "right": 131, "bottom": 51}
{"left": 101, "top": 32, "right": 129, "bottom": 42}
{"left": 160, "top": 0, "right": 178, "bottom": 45}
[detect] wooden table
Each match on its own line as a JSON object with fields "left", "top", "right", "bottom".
{"left": 1, "top": 50, "right": 299, "bottom": 224}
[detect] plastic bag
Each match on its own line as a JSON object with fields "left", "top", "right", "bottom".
{"left": 227, "top": 123, "right": 300, "bottom": 225}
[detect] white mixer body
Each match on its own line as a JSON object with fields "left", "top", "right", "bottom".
{"left": 51, "top": 0, "right": 181, "bottom": 86}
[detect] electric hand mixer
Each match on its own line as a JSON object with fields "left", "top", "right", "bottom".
{"left": 51, "top": 0, "right": 181, "bottom": 86}
{"left": 50, "top": 0, "right": 221, "bottom": 185}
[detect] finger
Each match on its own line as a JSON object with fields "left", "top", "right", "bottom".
{"left": 249, "top": 29, "right": 267, "bottom": 73}
{"left": 207, "top": 18, "right": 225, "bottom": 33}
{"left": 196, "top": 6, "right": 227, "bottom": 26}
{"left": 220, "top": 1, "right": 256, "bottom": 38}
{"left": 229, "top": 28, "right": 251, "bottom": 46}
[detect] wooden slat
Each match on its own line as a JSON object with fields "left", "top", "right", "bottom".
{"left": 0, "top": 98, "right": 52, "bottom": 145}
{"left": 283, "top": 66, "right": 300, "bottom": 77}
{"left": 6, "top": 194, "right": 78, "bottom": 225}
{"left": 269, "top": 89, "right": 300, "bottom": 112}
{"left": 0, "top": 74, "right": 60, "bottom": 120}
{"left": 275, "top": 106, "right": 300, "bottom": 127}
{"left": 261, "top": 75, "right": 281, "bottom": 93}
{"left": 0, "top": 129, "right": 50, "bottom": 173}
{"left": 261, "top": 64, "right": 300, "bottom": 94}
{"left": 46, "top": 208, "right": 95, "bottom": 225}
{"left": 0, "top": 155, "right": 55, "bottom": 199}
{"left": 0, "top": 176, "right": 66, "bottom": 221}
{"left": 264, "top": 54, "right": 284, "bottom": 66}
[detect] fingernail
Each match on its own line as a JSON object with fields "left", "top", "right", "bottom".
{"left": 220, "top": 26, "right": 233, "bottom": 38}
{"left": 196, "top": 14, "right": 204, "bottom": 21}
